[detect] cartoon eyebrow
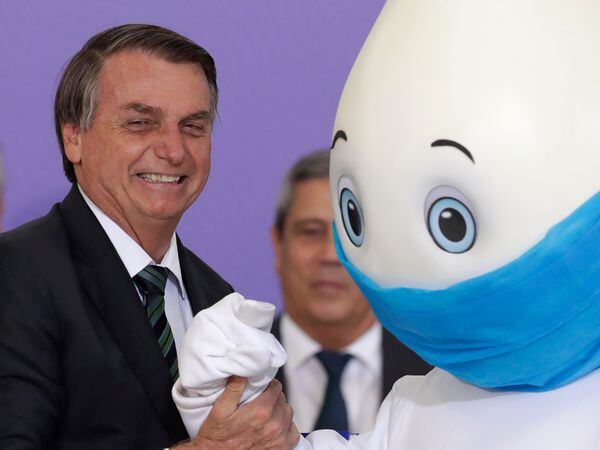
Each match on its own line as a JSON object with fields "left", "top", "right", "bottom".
{"left": 330, "top": 130, "right": 348, "bottom": 149}
{"left": 431, "top": 139, "right": 475, "bottom": 163}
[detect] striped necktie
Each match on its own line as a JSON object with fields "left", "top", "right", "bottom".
{"left": 313, "top": 350, "right": 353, "bottom": 432}
{"left": 133, "top": 265, "right": 178, "bottom": 382}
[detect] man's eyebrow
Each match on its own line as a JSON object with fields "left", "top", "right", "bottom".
{"left": 121, "top": 102, "right": 162, "bottom": 115}
{"left": 292, "top": 218, "right": 328, "bottom": 228}
{"left": 330, "top": 130, "right": 348, "bottom": 149}
{"left": 121, "top": 104, "right": 211, "bottom": 122}
{"left": 431, "top": 139, "right": 475, "bottom": 164}
{"left": 294, "top": 218, "right": 327, "bottom": 224}
{"left": 183, "top": 110, "right": 211, "bottom": 121}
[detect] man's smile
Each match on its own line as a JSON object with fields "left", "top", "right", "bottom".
{"left": 136, "top": 173, "right": 187, "bottom": 184}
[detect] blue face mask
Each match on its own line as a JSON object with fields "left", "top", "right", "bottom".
{"left": 334, "top": 191, "right": 600, "bottom": 392}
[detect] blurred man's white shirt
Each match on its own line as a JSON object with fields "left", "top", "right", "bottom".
{"left": 280, "top": 313, "right": 382, "bottom": 433}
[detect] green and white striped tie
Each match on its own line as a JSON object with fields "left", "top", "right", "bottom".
{"left": 133, "top": 265, "right": 178, "bottom": 382}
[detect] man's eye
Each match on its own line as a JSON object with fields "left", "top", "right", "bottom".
{"left": 300, "top": 228, "right": 322, "bottom": 237}
{"left": 182, "top": 123, "right": 207, "bottom": 137}
{"left": 125, "top": 119, "right": 156, "bottom": 131}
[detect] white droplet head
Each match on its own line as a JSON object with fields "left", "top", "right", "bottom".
{"left": 331, "top": 0, "right": 600, "bottom": 289}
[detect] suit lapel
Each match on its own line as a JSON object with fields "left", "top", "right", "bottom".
{"left": 271, "top": 316, "right": 288, "bottom": 395}
{"left": 59, "top": 186, "right": 187, "bottom": 438}
{"left": 381, "top": 329, "right": 400, "bottom": 398}
{"left": 177, "top": 238, "right": 211, "bottom": 316}
{"left": 381, "top": 328, "right": 433, "bottom": 398}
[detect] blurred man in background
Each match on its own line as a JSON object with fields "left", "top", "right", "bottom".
{"left": 270, "top": 150, "right": 432, "bottom": 433}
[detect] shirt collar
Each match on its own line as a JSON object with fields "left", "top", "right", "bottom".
{"left": 344, "top": 319, "right": 382, "bottom": 375}
{"left": 280, "top": 314, "right": 322, "bottom": 371}
{"left": 78, "top": 185, "right": 185, "bottom": 291}
{"left": 280, "top": 313, "right": 382, "bottom": 375}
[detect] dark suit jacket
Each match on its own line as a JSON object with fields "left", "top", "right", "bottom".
{"left": 271, "top": 315, "right": 432, "bottom": 408}
{"left": 0, "top": 187, "right": 233, "bottom": 450}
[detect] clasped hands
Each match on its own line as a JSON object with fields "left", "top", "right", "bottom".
{"left": 172, "top": 293, "right": 299, "bottom": 450}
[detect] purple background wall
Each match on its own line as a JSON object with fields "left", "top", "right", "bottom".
{"left": 0, "top": 1, "right": 384, "bottom": 309}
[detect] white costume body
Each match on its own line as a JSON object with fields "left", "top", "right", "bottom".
{"left": 300, "top": 369, "right": 600, "bottom": 449}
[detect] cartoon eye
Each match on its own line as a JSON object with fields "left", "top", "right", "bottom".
{"left": 338, "top": 177, "right": 364, "bottom": 247}
{"left": 425, "top": 186, "right": 476, "bottom": 253}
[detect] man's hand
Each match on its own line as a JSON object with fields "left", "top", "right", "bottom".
{"left": 174, "top": 376, "right": 299, "bottom": 450}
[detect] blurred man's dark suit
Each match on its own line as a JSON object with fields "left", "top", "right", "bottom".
{"left": 0, "top": 187, "right": 233, "bottom": 449}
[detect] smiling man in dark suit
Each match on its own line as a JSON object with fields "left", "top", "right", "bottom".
{"left": 270, "top": 150, "right": 432, "bottom": 433}
{"left": 0, "top": 24, "right": 297, "bottom": 450}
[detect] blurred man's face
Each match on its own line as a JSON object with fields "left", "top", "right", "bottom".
{"left": 64, "top": 50, "right": 212, "bottom": 233}
{"left": 272, "top": 178, "right": 374, "bottom": 329}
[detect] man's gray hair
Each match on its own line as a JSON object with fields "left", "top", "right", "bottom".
{"left": 54, "top": 23, "right": 218, "bottom": 183}
{"left": 274, "top": 150, "right": 330, "bottom": 234}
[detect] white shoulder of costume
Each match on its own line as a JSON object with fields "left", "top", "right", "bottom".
{"left": 387, "top": 368, "right": 600, "bottom": 450}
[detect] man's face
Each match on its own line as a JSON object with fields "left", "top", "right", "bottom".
{"left": 272, "top": 178, "right": 373, "bottom": 328}
{"left": 65, "top": 50, "right": 212, "bottom": 231}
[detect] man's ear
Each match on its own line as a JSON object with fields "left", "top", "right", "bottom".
{"left": 61, "top": 123, "right": 83, "bottom": 164}
{"left": 270, "top": 226, "right": 283, "bottom": 275}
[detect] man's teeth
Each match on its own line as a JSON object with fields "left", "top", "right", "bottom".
{"left": 138, "top": 173, "right": 181, "bottom": 183}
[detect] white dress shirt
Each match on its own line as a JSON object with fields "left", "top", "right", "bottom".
{"left": 280, "top": 314, "right": 383, "bottom": 433}
{"left": 79, "top": 186, "right": 194, "bottom": 356}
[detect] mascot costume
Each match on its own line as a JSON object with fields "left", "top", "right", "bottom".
{"left": 173, "top": 0, "right": 600, "bottom": 448}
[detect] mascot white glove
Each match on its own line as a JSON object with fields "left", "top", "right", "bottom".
{"left": 172, "top": 292, "right": 287, "bottom": 437}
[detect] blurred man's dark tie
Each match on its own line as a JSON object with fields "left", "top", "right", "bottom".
{"left": 314, "top": 350, "right": 353, "bottom": 431}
